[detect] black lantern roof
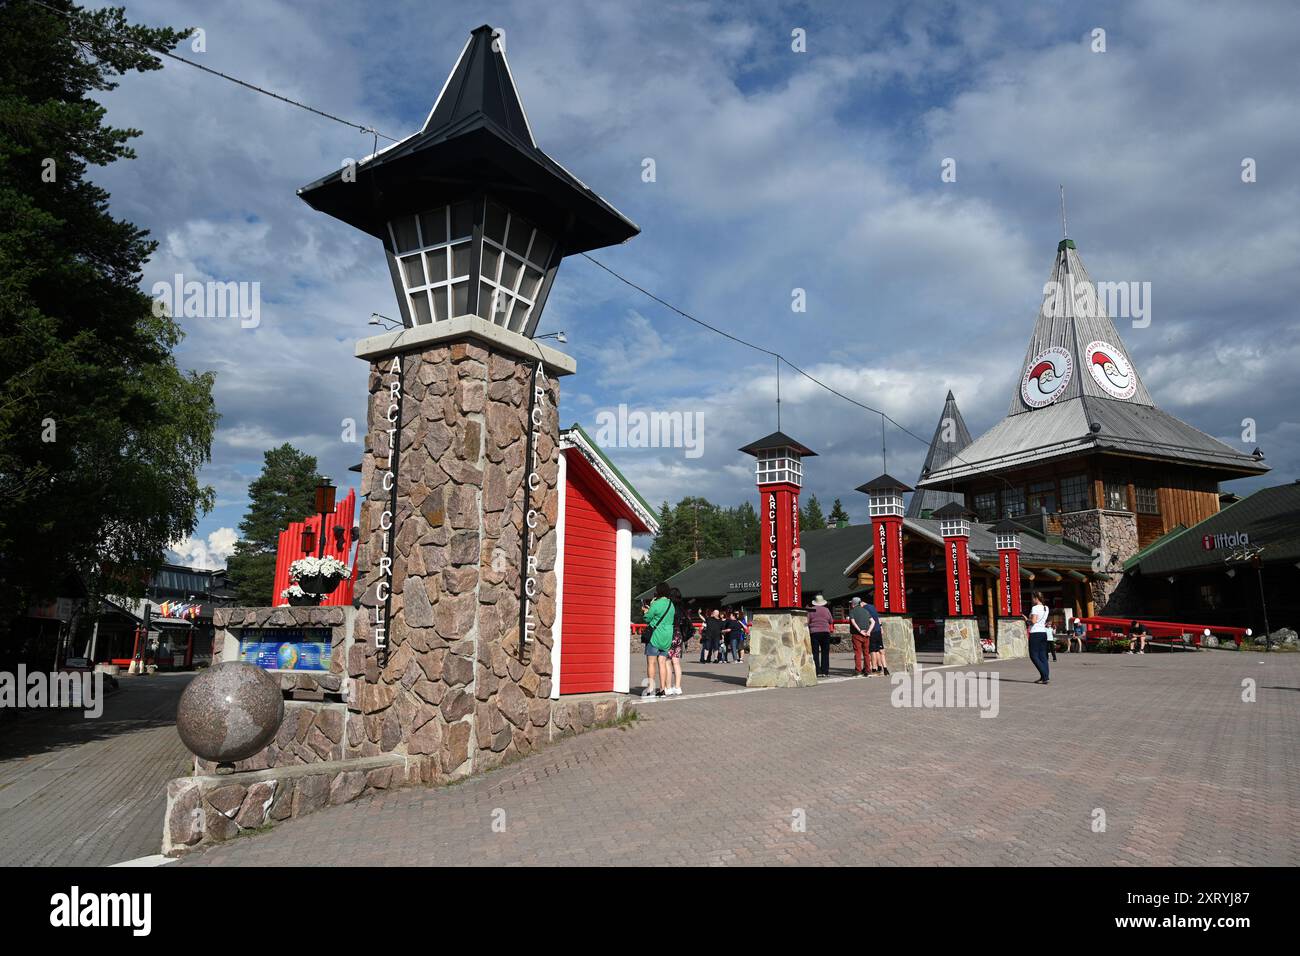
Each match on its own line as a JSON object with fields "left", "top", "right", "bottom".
{"left": 932, "top": 501, "right": 975, "bottom": 520}
{"left": 738, "top": 431, "right": 818, "bottom": 457}
{"left": 855, "top": 473, "right": 913, "bottom": 494}
{"left": 298, "top": 25, "right": 639, "bottom": 254}
{"left": 989, "top": 517, "right": 1025, "bottom": 535}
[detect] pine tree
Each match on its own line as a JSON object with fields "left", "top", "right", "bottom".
{"left": 0, "top": 1, "right": 216, "bottom": 632}
{"left": 226, "top": 445, "right": 323, "bottom": 605}
{"left": 828, "top": 497, "right": 851, "bottom": 526}
{"left": 801, "top": 494, "right": 827, "bottom": 530}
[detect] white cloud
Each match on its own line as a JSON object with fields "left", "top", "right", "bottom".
{"left": 169, "top": 527, "right": 240, "bottom": 570}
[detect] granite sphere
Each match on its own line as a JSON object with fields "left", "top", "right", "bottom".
{"left": 176, "top": 662, "right": 284, "bottom": 763}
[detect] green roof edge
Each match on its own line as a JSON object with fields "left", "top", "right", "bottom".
{"left": 564, "top": 422, "right": 656, "bottom": 521}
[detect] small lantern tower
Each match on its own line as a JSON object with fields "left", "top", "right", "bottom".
{"left": 934, "top": 502, "right": 975, "bottom": 618}
{"left": 856, "top": 474, "right": 911, "bottom": 615}
{"left": 855, "top": 474, "right": 917, "bottom": 673}
{"left": 991, "top": 518, "right": 1029, "bottom": 659}
{"left": 739, "top": 431, "right": 816, "bottom": 609}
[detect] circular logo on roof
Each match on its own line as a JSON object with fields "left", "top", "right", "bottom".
{"left": 1020, "top": 346, "right": 1073, "bottom": 408}
{"left": 1084, "top": 340, "right": 1136, "bottom": 399}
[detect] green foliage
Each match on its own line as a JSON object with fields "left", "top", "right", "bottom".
{"left": 630, "top": 496, "right": 764, "bottom": 605}
{"left": 0, "top": 1, "right": 215, "bottom": 629}
{"left": 828, "top": 497, "right": 850, "bottom": 526}
{"left": 225, "top": 444, "right": 323, "bottom": 605}
{"left": 800, "top": 493, "right": 826, "bottom": 531}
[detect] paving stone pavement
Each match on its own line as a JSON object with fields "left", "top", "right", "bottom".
{"left": 177, "top": 650, "right": 1299, "bottom": 866}
{"left": 0, "top": 673, "right": 193, "bottom": 866}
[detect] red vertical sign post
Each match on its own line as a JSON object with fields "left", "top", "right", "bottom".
{"left": 741, "top": 432, "right": 816, "bottom": 609}
{"left": 858, "top": 475, "right": 911, "bottom": 614}
{"left": 992, "top": 518, "right": 1023, "bottom": 618}
{"left": 934, "top": 502, "right": 975, "bottom": 616}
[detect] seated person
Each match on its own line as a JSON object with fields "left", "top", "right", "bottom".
{"left": 1128, "top": 620, "right": 1150, "bottom": 655}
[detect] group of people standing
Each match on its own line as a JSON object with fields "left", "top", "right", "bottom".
{"left": 808, "top": 594, "right": 887, "bottom": 677}
{"left": 641, "top": 584, "right": 750, "bottom": 698}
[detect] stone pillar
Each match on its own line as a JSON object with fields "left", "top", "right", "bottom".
{"left": 943, "top": 617, "right": 984, "bottom": 666}
{"left": 351, "top": 318, "right": 575, "bottom": 782}
{"left": 997, "top": 618, "right": 1028, "bottom": 660}
{"left": 746, "top": 610, "right": 817, "bottom": 687}
{"left": 879, "top": 615, "right": 916, "bottom": 674}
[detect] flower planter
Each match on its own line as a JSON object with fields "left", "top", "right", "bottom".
{"left": 287, "top": 592, "right": 320, "bottom": 607}
{"left": 296, "top": 572, "right": 345, "bottom": 597}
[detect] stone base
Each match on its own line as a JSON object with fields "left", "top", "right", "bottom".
{"left": 879, "top": 615, "right": 916, "bottom": 674}
{"left": 165, "top": 694, "right": 637, "bottom": 855}
{"left": 163, "top": 754, "right": 418, "bottom": 856}
{"left": 746, "top": 610, "right": 817, "bottom": 687}
{"left": 996, "top": 619, "right": 1028, "bottom": 660}
{"left": 943, "top": 617, "right": 985, "bottom": 666}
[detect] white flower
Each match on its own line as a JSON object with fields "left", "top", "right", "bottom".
{"left": 289, "top": 556, "right": 350, "bottom": 580}
{"left": 280, "top": 584, "right": 306, "bottom": 599}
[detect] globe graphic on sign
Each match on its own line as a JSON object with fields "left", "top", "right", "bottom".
{"left": 276, "top": 643, "right": 299, "bottom": 670}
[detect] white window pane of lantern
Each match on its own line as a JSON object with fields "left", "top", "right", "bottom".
{"left": 500, "top": 254, "right": 523, "bottom": 291}
{"left": 481, "top": 244, "right": 501, "bottom": 284}
{"left": 401, "top": 254, "right": 425, "bottom": 288}
{"left": 450, "top": 242, "right": 471, "bottom": 279}
{"left": 519, "top": 266, "right": 543, "bottom": 301}
{"left": 484, "top": 202, "right": 508, "bottom": 244}
{"left": 431, "top": 287, "right": 449, "bottom": 322}
{"left": 427, "top": 247, "right": 448, "bottom": 284}
{"left": 392, "top": 216, "right": 420, "bottom": 254}
{"left": 451, "top": 282, "right": 469, "bottom": 317}
{"left": 508, "top": 298, "right": 531, "bottom": 333}
{"left": 504, "top": 216, "right": 533, "bottom": 258}
{"left": 419, "top": 208, "right": 447, "bottom": 247}
{"left": 450, "top": 201, "right": 474, "bottom": 240}
{"left": 528, "top": 231, "right": 554, "bottom": 267}
{"left": 409, "top": 291, "right": 432, "bottom": 325}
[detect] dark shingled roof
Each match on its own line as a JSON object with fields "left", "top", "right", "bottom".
{"left": 1130, "top": 482, "right": 1300, "bottom": 575}
{"left": 856, "top": 474, "right": 913, "bottom": 494}
{"left": 297, "top": 25, "right": 638, "bottom": 255}
{"left": 738, "top": 431, "right": 818, "bottom": 457}
{"left": 908, "top": 390, "right": 973, "bottom": 517}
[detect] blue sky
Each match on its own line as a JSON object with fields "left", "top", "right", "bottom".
{"left": 84, "top": 0, "right": 1300, "bottom": 567}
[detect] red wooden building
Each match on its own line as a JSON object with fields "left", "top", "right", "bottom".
{"left": 551, "top": 425, "right": 658, "bottom": 696}
{"left": 272, "top": 488, "right": 358, "bottom": 607}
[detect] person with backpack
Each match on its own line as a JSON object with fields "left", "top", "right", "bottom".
{"left": 642, "top": 583, "right": 675, "bottom": 697}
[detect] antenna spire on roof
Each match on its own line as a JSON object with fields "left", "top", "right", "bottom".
{"left": 1059, "top": 184, "right": 1068, "bottom": 239}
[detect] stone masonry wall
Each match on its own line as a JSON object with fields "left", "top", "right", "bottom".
{"left": 352, "top": 339, "right": 561, "bottom": 783}
{"left": 1058, "top": 509, "right": 1139, "bottom": 614}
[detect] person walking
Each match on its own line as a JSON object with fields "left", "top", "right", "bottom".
{"left": 1028, "top": 591, "right": 1051, "bottom": 684}
{"left": 808, "top": 594, "right": 834, "bottom": 677}
{"left": 642, "top": 583, "right": 675, "bottom": 697}
{"left": 868, "top": 591, "right": 889, "bottom": 676}
{"left": 662, "top": 587, "right": 689, "bottom": 695}
{"left": 1047, "top": 614, "right": 1059, "bottom": 662}
{"left": 848, "top": 596, "right": 879, "bottom": 676}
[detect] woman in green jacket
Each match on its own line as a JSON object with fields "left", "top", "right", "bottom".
{"left": 642, "top": 582, "right": 675, "bottom": 698}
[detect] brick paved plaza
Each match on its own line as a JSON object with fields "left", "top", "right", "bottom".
{"left": 175, "top": 649, "right": 1299, "bottom": 867}
{"left": 0, "top": 673, "right": 192, "bottom": 866}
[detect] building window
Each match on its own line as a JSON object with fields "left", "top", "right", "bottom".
{"left": 1003, "top": 486, "right": 1025, "bottom": 517}
{"left": 1199, "top": 584, "right": 1221, "bottom": 611}
{"left": 478, "top": 200, "right": 553, "bottom": 333}
{"left": 1103, "top": 477, "right": 1129, "bottom": 511}
{"left": 1027, "top": 480, "right": 1057, "bottom": 514}
{"left": 755, "top": 448, "right": 802, "bottom": 487}
{"left": 1060, "top": 474, "right": 1091, "bottom": 512}
{"left": 973, "top": 491, "right": 998, "bottom": 522}
{"left": 1135, "top": 485, "right": 1159, "bottom": 514}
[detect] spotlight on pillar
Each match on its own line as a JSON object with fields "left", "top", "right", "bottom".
{"left": 299, "top": 25, "right": 638, "bottom": 338}
{"left": 739, "top": 431, "right": 816, "bottom": 609}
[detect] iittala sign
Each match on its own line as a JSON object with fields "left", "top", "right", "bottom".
{"left": 1202, "top": 531, "right": 1250, "bottom": 551}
